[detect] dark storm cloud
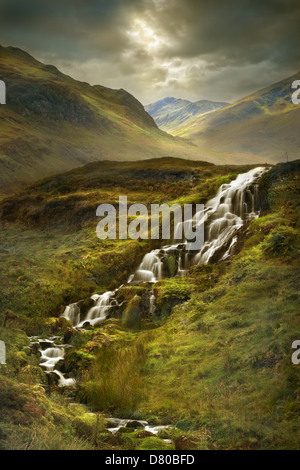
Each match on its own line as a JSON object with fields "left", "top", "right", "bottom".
{"left": 0, "top": 0, "right": 299, "bottom": 103}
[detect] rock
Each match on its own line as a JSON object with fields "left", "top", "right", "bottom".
{"left": 29, "top": 342, "right": 41, "bottom": 355}
{"left": 122, "top": 295, "right": 143, "bottom": 328}
{"left": 116, "top": 427, "right": 133, "bottom": 434}
{"left": 46, "top": 371, "right": 60, "bottom": 386}
{"left": 39, "top": 339, "right": 54, "bottom": 350}
{"left": 63, "top": 327, "right": 78, "bottom": 343}
{"left": 135, "top": 430, "right": 156, "bottom": 438}
{"left": 77, "top": 298, "right": 94, "bottom": 316}
{"left": 50, "top": 316, "right": 72, "bottom": 333}
{"left": 125, "top": 420, "right": 144, "bottom": 429}
{"left": 163, "top": 255, "right": 178, "bottom": 277}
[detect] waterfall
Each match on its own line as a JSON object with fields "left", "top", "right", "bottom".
{"left": 193, "top": 167, "right": 266, "bottom": 264}
{"left": 62, "top": 303, "right": 80, "bottom": 327}
{"left": 52, "top": 370, "right": 76, "bottom": 388}
{"left": 59, "top": 166, "right": 267, "bottom": 330}
{"left": 29, "top": 338, "right": 76, "bottom": 387}
{"left": 58, "top": 167, "right": 266, "bottom": 332}
{"left": 40, "top": 347, "right": 65, "bottom": 371}
{"left": 131, "top": 166, "right": 267, "bottom": 279}
{"left": 77, "top": 291, "right": 116, "bottom": 327}
{"left": 29, "top": 166, "right": 267, "bottom": 387}
{"left": 133, "top": 251, "right": 163, "bottom": 282}
{"left": 149, "top": 294, "right": 156, "bottom": 314}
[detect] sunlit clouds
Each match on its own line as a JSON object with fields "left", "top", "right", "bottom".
{"left": 0, "top": 0, "right": 299, "bottom": 104}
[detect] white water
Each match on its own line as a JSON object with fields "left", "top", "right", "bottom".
{"left": 30, "top": 166, "right": 267, "bottom": 440}
{"left": 62, "top": 303, "right": 80, "bottom": 326}
{"left": 61, "top": 167, "right": 267, "bottom": 329}
{"left": 52, "top": 370, "right": 76, "bottom": 388}
{"left": 193, "top": 167, "right": 265, "bottom": 264}
{"left": 34, "top": 166, "right": 267, "bottom": 387}
{"left": 131, "top": 166, "right": 266, "bottom": 280}
{"left": 106, "top": 417, "right": 173, "bottom": 441}
{"left": 40, "top": 347, "right": 64, "bottom": 371}
{"left": 29, "top": 338, "right": 76, "bottom": 387}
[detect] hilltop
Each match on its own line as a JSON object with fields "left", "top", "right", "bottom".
{"left": 0, "top": 46, "right": 200, "bottom": 194}
{"left": 171, "top": 72, "right": 300, "bottom": 163}
{"left": 145, "top": 97, "right": 228, "bottom": 134}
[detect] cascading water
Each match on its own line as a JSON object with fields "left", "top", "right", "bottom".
{"left": 131, "top": 166, "right": 267, "bottom": 280}
{"left": 61, "top": 166, "right": 267, "bottom": 329}
{"left": 193, "top": 167, "right": 266, "bottom": 264}
{"left": 133, "top": 251, "right": 163, "bottom": 282}
{"left": 62, "top": 303, "right": 80, "bottom": 326}
{"left": 29, "top": 337, "right": 76, "bottom": 388}
{"left": 32, "top": 167, "right": 267, "bottom": 389}
{"left": 40, "top": 347, "right": 64, "bottom": 370}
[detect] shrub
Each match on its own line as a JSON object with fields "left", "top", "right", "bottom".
{"left": 262, "top": 226, "right": 300, "bottom": 259}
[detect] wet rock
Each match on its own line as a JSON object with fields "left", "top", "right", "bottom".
{"left": 126, "top": 420, "right": 144, "bottom": 429}
{"left": 46, "top": 371, "right": 60, "bottom": 386}
{"left": 29, "top": 342, "right": 41, "bottom": 355}
{"left": 63, "top": 327, "right": 78, "bottom": 343}
{"left": 77, "top": 298, "right": 94, "bottom": 316}
{"left": 122, "top": 295, "right": 143, "bottom": 328}
{"left": 39, "top": 339, "right": 54, "bottom": 350}
{"left": 50, "top": 316, "right": 72, "bottom": 333}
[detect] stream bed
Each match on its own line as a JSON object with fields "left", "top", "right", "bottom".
{"left": 28, "top": 167, "right": 268, "bottom": 442}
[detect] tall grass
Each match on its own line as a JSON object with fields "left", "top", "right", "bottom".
{"left": 82, "top": 339, "right": 148, "bottom": 413}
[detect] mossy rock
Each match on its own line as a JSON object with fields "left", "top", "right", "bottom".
{"left": 77, "top": 297, "right": 95, "bottom": 316}
{"left": 122, "top": 295, "right": 143, "bottom": 328}
{"left": 117, "top": 427, "right": 134, "bottom": 434}
{"left": 15, "top": 351, "right": 28, "bottom": 366}
{"left": 22, "top": 346, "right": 31, "bottom": 357}
{"left": 64, "top": 327, "right": 80, "bottom": 343}
{"left": 62, "top": 349, "right": 94, "bottom": 374}
{"left": 136, "top": 436, "right": 174, "bottom": 450}
{"left": 153, "top": 279, "right": 191, "bottom": 317}
{"left": 116, "top": 286, "right": 147, "bottom": 303}
{"left": 163, "top": 255, "right": 177, "bottom": 277}
{"left": 47, "top": 316, "right": 72, "bottom": 334}
{"left": 135, "top": 430, "right": 155, "bottom": 438}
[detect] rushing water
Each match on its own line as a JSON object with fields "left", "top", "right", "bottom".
{"left": 62, "top": 166, "right": 267, "bottom": 329}
{"left": 31, "top": 167, "right": 267, "bottom": 390}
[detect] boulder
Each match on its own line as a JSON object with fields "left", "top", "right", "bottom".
{"left": 125, "top": 420, "right": 144, "bottom": 429}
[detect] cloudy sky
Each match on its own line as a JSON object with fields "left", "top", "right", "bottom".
{"left": 0, "top": 0, "right": 299, "bottom": 104}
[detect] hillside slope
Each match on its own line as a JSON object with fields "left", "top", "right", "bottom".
{"left": 0, "top": 159, "right": 299, "bottom": 449}
{"left": 145, "top": 97, "right": 228, "bottom": 134}
{"left": 0, "top": 46, "right": 200, "bottom": 194}
{"left": 174, "top": 72, "right": 300, "bottom": 163}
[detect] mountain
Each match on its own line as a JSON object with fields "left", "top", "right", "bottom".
{"left": 174, "top": 72, "right": 300, "bottom": 163}
{"left": 0, "top": 46, "right": 200, "bottom": 194}
{"left": 145, "top": 97, "right": 228, "bottom": 134}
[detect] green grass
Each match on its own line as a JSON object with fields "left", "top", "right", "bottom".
{"left": 0, "top": 158, "right": 299, "bottom": 449}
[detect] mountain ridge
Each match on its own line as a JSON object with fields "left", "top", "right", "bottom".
{"left": 172, "top": 72, "right": 300, "bottom": 162}
{"left": 0, "top": 45, "right": 201, "bottom": 194}
{"left": 145, "top": 96, "right": 228, "bottom": 133}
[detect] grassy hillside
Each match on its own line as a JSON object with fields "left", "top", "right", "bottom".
{"left": 145, "top": 97, "right": 228, "bottom": 134}
{"left": 0, "top": 46, "right": 201, "bottom": 195}
{"left": 0, "top": 157, "right": 255, "bottom": 328}
{"left": 172, "top": 72, "right": 300, "bottom": 164}
{"left": 0, "top": 158, "right": 299, "bottom": 450}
